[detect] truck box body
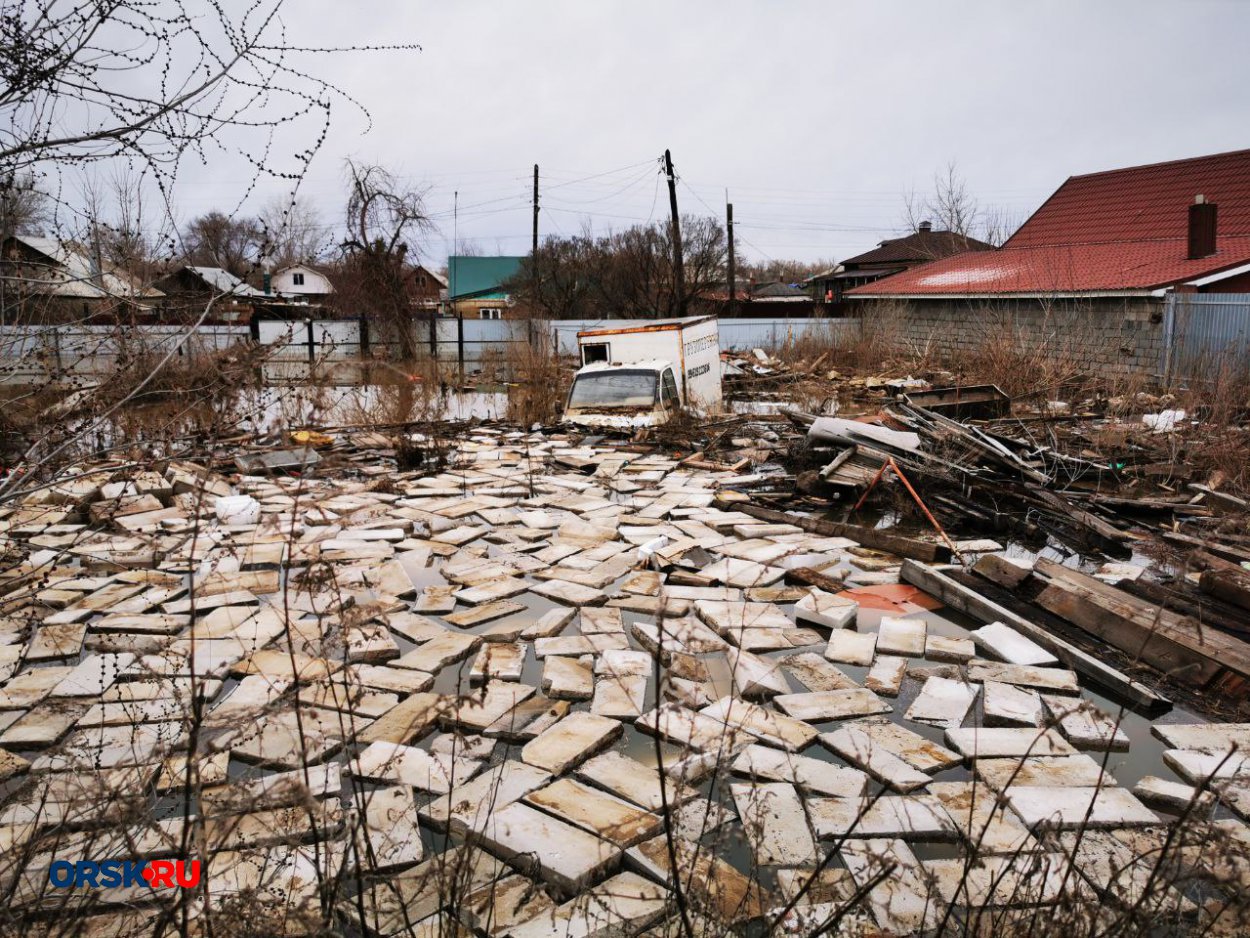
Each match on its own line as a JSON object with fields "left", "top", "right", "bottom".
{"left": 564, "top": 316, "right": 723, "bottom": 429}
{"left": 573, "top": 316, "right": 722, "bottom": 413}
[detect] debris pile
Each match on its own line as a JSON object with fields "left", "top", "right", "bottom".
{"left": 0, "top": 428, "right": 1247, "bottom": 936}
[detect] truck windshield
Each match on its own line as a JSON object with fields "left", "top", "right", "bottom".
{"left": 568, "top": 370, "right": 658, "bottom": 408}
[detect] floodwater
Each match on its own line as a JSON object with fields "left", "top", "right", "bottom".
{"left": 227, "top": 380, "right": 507, "bottom": 436}
{"left": 368, "top": 531, "right": 1204, "bottom": 878}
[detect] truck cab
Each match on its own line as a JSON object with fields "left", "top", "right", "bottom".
{"left": 564, "top": 360, "right": 683, "bottom": 429}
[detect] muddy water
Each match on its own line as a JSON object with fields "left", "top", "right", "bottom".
{"left": 354, "top": 527, "right": 1211, "bottom": 882}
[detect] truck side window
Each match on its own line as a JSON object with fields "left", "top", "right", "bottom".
{"left": 582, "top": 343, "right": 609, "bottom": 365}
{"left": 661, "top": 369, "right": 680, "bottom": 409}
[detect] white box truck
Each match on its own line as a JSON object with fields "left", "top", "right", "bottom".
{"left": 564, "top": 315, "right": 722, "bottom": 429}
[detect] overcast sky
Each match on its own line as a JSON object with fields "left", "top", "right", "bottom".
{"left": 174, "top": 0, "right": 1250, "bottom": 267}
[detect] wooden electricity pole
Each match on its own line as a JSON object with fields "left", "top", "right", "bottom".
{"left": 726, "top": 198, "right": 736, "bottom": 316}
{"left": 530, "top": 163, "right": 539, "bottom": 343}
{"left": 664, "top": 149, "right": 686, "bottom": 317}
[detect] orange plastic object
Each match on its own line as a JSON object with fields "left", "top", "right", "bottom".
{"left": 837, "top": 583, "right": 943, "bottom": 614}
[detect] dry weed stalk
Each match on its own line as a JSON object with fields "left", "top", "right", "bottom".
{"left": 504, "top": 330, "right": 569, "bottom": 427}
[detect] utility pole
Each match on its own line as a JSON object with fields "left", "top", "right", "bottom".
{"left": 664, "top": 149, "right": 685, "bottom": 317}
{"left": 532, "top": 164, "right": 540, "bottom": 264}
{"left": 530, "top": 164, "right": 539, "bottom": 345}
{"left": 454, "top": 190, "right": 463, "bottom": 379}
{"left": 726, "top": 197, "right": 736, "bottom": 317}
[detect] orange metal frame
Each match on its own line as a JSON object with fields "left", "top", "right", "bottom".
{"left": 851, "top": 456, "right": 965, "bottom": 564}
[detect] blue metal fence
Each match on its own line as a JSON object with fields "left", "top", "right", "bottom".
{"left": 548, "top": 316, "right": 858, "bottom": 356}
{"left": 1163, "top": 293, "right": 1250, "bottom": 382}
{"left": 0, "top": 315, "right": 862, "bottom": 384}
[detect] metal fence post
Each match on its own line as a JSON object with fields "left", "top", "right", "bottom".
{"left": 1162, "top": 293, "right": 1176, "bottom": 386}
{"left": 457, "top": 314, "right": 465, "bottom": 379}
{"left": 306, "top": 319, "right": 315, "bottom": 365}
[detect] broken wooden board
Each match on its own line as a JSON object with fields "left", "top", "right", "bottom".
{"left": 820, "top": 725, "right": 932, "bottom": 792}
{"left": 904, "top": 676, "right": 979, "bottom": 729}
{"left": 737, "top": 502, "right": 951, "bottom": 562}
{"left": 900, "top": 560, "right": 1167, "bottom": 712}
{"left": 524, "top": 777, "right": 662, "bottom": 848}
{"left": 1003, "top": 785, "right": 1158, "bottom": 829}
{"left": 970, "top": 620, "right": 1059, "bottom": 667}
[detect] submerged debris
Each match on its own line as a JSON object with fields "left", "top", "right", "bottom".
{"left": 0, "top": 423, "right": 1247, "bottom": 936}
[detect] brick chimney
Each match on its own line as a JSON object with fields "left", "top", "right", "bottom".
{"left": 1188, "top": 194, "right": 1218, "bottom": 259}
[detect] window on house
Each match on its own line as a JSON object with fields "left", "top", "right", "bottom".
{"left": 582, "top": 343, "right": 609, "bottom": 365}
{"left": 292, "top": 272, "right": 305, "bottom": 286}
{"left": 479, "top": 307, "right": 502, "bottom": 320}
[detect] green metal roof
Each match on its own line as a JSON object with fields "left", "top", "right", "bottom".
{"left": 447, "top": 255, "right": 524, "bottom": 299}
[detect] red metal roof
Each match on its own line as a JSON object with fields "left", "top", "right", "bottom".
{"left": 851, "top": 148, "right": 1250, "bottom": 296}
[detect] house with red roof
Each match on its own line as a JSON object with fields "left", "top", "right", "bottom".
{"left": 809, "top": 221, "right": 994, "bottom": 305}
{"left": 845, "top": 148, "right": 1250, "bottom": 375}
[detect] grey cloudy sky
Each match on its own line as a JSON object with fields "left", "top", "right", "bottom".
{"left": 179, "top": 0, "right": 1250, "bottom": 266}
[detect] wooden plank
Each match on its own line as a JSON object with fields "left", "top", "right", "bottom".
{"left": 784, "top": 566, "right": 845, "bottom": 593}
{"left": 899, "top": 560, "right": 1167, "bottom": 712}
{"left": 1036, "top": 557, "right": 1250, "bottom": 685}
{"left": 972, "top": 554, "right": 1032, "bottom": 589}
{"left": 1024, "top": 485, "right": 1130, "bottom": 548}
{"left": 738, "top": 502, "right": 950, "bottom": 563}
{"left": 1033, "top": 584, "right": 1220, "bottom": 688}
{"left": 1120, "top": 577, "right": 1250, "bottom": 639}
{"left": 1200, "top": 568, "right": 1250, "bottom": 613}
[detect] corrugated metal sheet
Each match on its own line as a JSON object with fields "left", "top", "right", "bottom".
{"left": 0, "top": 316, "right": 862, "bottom": 384}
{"left": 1163, "top": 292, "right": 1250, "bottom": 381}
{"left": 0, "top": 325, "right": 248, "bottom": 383}
{"left": 550, "top": 317, "right": 858, "bottom": 355}
{"left": 717, "top": 317, "right": 859, "bottom": 351}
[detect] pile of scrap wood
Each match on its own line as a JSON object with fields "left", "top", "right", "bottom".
{"left": 795, "top": 395, "right": 1250, "bottom": 563}
{"left": 903, "top": 553, "right": 1250, "bottom": 706}
{"left": 794, "top": 402, "right": 1132, "bottom": 555}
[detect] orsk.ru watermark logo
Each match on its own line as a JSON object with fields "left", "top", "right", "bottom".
{"left": 49, "top": 859, "right": 201, "bottom": 888}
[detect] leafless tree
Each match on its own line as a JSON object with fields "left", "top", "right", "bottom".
{"left": 259, "top": 194, "right": 329, "bottom": 270}
{"left": 0, "top": 2, "right": 412, "bottom": 185}
{"left": 738, "top": 257, "right": 836, "bottom": 283}
{"left": 902, "top": 161, "right": 1019, "bottom": 246}
{"left": 510, "top": 215, "right": 727, "bottom": 320}
{"left": 77, "top": 167, "right": 172, "bottom": 286}
{"left": 0, "top": 172, "right": 50, "bottom": 237}
{"left": 183, "top": 211, "right": 263, "bottom": 279}
{"left": 338, "top": 159, "right": 434, "bottom": 360}
{"left": 0, "top": 2, "right": 415, "bottom": 502}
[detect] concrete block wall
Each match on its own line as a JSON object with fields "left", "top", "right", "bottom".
{"left": 857, "top": 296, "right": 1168, "bottom": 378}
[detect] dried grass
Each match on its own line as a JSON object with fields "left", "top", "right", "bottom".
{"left": 504, "top": 332, "right": 570, "bottom": 427}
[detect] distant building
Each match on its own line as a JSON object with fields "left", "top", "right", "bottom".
{"left": 271, "top": 263, "right": 334, "bottom": 302}
{"left": 809, "top": 222, "right": 993, "bottom": 304}
{"left": 749, "top": 281, "right": 811, "bottom": 303}
{"left": 447, "top": 255, "right": 523, "bottom": 319}
{"left": 406, "top": 264, "right": 447, "bottom": 315}
{"left": 153, "top": 265, "right": 270, "bottom": 321}
{"left": 0, "top": 235, "right": 162, "bottom": 322}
